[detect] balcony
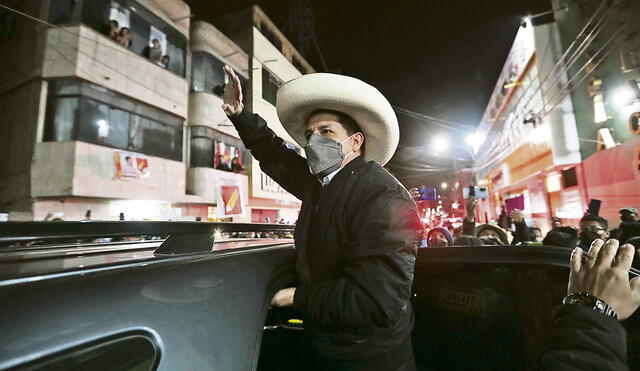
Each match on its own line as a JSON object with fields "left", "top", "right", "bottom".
{"left": 187, "top": 167, "right": 249, "bottom": 206}
{"left": 188, "top": 92, "right": 240, "bottom": 139}
{"left": 32, "top": 141, "right": 190, "bottom": 201}
{"left": 42, "top": 25, "right": 189, "bottom": 119}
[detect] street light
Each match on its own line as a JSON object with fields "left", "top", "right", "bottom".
{"left": 441, "top": 182, "right": 448, "bottom": 189}
{"left": 431, "top": 135, "right": 449, "bottom": 153}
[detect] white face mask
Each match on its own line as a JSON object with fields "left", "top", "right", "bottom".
{"left": 305, "top": 133, "right": 356, "bottom": 177}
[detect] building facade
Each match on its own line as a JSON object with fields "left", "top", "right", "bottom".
{"left": 0, "top": 2, "right": 311, "bottom": 222}
{"left": 468, "top": 0, "right": 640, "bottom": 233}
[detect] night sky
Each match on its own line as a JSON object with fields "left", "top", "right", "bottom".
{"left": 187, "top": 0, "right": 552, "bottom": 187}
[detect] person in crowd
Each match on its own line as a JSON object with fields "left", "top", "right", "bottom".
{"left": 611, "top": 207, "right": 639, "bottom": 240}
{"left": 508, "top": 209, "right": 531, "bottom": 245}
{"left": 159, "top": 55, "right": 170, "bottom": 69}
{"left": 231, "top": 157, "right": 244, "bottom": 173}
{"left": 426, "top": 227, "right": 453, "bottom": 247}
{"left": 144, "top": 38, "right": 163, "bottom": 63}
{"left": 578, "top": 213, "right": 609, "bottom": 250}
{"left": 116, "top": 27, "right": 132, "bottom": 48}
{"left": 619, "top": 221, "right": 640, "bottom": 245}
{"left": 106, "top": 19, "right": 119, "bottom": 40}
{"left": 529, "top": 227, "right": 543, "bottom": 243}
{"left": 497, "top": 206, "right": 510, "bottom": 229}
{"left": 476, "top": 224, "right": 510, "bottom": 245}
{"left": 543, "top": 226, "right": 579, "bottom": 248}
{"left": 222, "top": 65, "right": 420, "bottom": 370}
{"left": 540, "top": 239, "right": 640, "bottom": 369}
{"left": 216, "top": 154, "right": 231, "bottom": 172}
{"left": 551, "top": 217, "right": 562, "bottom": 230}
{"left": 453, "top": 235, "right": 484, "bottom": 247}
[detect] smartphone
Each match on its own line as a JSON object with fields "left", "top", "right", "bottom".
{"left": 468, "top": 186, "right": 476, "bottom": 197}
{"left": 587, "top": 199, "right": 602, "bottom": 216}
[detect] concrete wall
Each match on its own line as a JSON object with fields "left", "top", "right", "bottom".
{"left": 0, "top": 79, "right": 47, "bottom": 213}
{"left": 32, "top": 141, "right": 190, "bottom": 202}
{"left": 188, "top": 92, "right": 240, "bottom": 139}
{"left": 43, "top": 25, "right": 189, "bottom": 119}
{"left": 187, "top": 167, "right": 249, "bottom": 204}
{"left": 533, "top": 23, "right": 582, "bottom": 165}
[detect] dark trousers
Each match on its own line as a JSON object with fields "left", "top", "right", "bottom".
{"left": 317, "top": 336, "right": 416, "bottom": 371}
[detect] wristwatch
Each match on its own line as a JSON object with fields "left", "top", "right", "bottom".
{"left": 563, "top": 292, "right": 617, "bottom": 319}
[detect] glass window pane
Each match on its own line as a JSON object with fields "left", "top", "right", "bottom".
{"left": 191, "top": 54, "right": 206, "bottom": 91}
{"left": 78, "top": 99, "right": 128, "bottom": 149}
{"left": 128, "top": 12, "right": 150, "bottom": 55}
{"left": 129, "top": 116, "right": 182, "bottom": 161}
{"left": 166, "top": 39, "right": 185, "bottom": 76}
{"left": 190, "top": 137, "right": 214, "bottom": 168}
{"left": 46, "top": 97, "right": 79, "bottom": 142}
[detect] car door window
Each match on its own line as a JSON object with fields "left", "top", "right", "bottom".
{"left": 412, "top": 262, "right": 567, "bottom": 371}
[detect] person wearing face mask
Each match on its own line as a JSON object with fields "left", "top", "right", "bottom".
{"left": 221, "top": 66, "right": 421, "bottom": 370}
{"left": 610, "top": 207, "right": 640, "bottom": 241}
{"left": 578, "top": 214, "right": 610, "bottom": 251}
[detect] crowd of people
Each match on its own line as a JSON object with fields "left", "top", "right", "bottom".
{"left": 106, "top": 19, "right": 170, "bottom": 69}
{"left": 422, "top": 197, "right": 640, "bottom": 253}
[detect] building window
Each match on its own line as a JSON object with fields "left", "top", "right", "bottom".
{"left": 190, "top": 126, "right": 246, "bottom": 174}
{"left": 49, "top": 0, "right": 187, "bottom": 76}
{"left": 190, "top": 52, "right": 248, "bottom": 100}
{"left": 45, "top": 79, "right": 183, "bottom": 162}
{"left": 261, "top": 68, "right": 281, "bottom": 105}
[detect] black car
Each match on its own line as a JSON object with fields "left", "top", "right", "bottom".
{"left": 0, "top": 222, "right": 638, "bottom": 370}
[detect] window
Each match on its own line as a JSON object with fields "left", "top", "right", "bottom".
{"left": 45, "top": 97, "right": 79, "bottom": 142}
{"left": 18, "top": 333, "right": 159, "bottom": 370}
{"left": 49, "top": 0, "right": 187, "bottom": 77}
{"left": 191, "top": 52, "right": 227, "bottom": 95}
{"left": 262, "top": 68, "right": 281, "bottom": 105}
{"left": 45, "top": 79, "right": 183, "bottom": 162}
{"left": 189, "top": 126, "right": 247, "bottom": 173}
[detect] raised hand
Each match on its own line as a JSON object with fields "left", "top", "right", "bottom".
{"left": 569, "top": 239, "right": 640, "bottom": 320}
{"left": 222, "top": 65, "right": 243, "bottom": 116}
{"left": 465, "top": 196, "right": 477, "bottom": 222}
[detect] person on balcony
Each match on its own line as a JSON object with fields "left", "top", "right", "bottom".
{"left": 222, "top": 65, "right": 420, "bottom": 370}
{"left": 144, "top": 38, "right": 163, "bottom": 64}
{"left": 116, "top": 27, "right": 132, "bottom": 48}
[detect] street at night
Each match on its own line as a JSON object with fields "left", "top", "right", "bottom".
{"left": 0, "top": 0, "right": 639, "bottom": 370}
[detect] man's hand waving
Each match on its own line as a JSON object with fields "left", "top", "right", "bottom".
{"left": 222, "top": 65, "right": 243, "bottom": 116}
{"left": 570, "top": 239, "right": 640, "bottom": 320}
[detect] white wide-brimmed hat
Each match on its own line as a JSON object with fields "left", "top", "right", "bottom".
{"left": 276, "top": 73, "right": 399, "bottom": 165}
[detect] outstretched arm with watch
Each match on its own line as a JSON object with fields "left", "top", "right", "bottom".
{"left": 540, "top": 239, "right": 640, "bottom": 370}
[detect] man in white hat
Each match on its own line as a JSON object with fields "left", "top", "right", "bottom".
{"left": 222, "top": 65, "right": 420, "bottom": 370}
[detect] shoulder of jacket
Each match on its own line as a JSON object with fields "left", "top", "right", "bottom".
{"left": 354, "top": 162, "right": 412, "bottom": 197}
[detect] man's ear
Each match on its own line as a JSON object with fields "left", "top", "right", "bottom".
{"left": 353, "top": 132, "right": 365, "bottom": 152}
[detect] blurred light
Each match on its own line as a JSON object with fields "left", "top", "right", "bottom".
{"left": 593, "top": 94, "right": 607, "bottom": 123}
{"left": 441, "top": 182, "right": 448, "bottom": 189}
{"left": 97, "top": 119, "right": 107, "bottom": 127}
{"left": 612, "top": 87, "right": 635, "bottom": 106}
{"left": 452, "top": 202, "right": 459, "bottom": 209}
{"left": 546, "top": 173, "right": 562, "bottom": 193}
{"left": 431, "top": 135, "right": 449, "bottom": 153}
{"left": 528, "top": 125, "right": 549, "bottom": 144}
{"left": 454, "top": 182, "right": 460, "bottom": 189}
{"left": 438, "top": 200, "right": 443, "bottom": 205}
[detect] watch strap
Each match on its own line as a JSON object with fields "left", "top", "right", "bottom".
{"left": 563, "top": 292, "right": 617, "bottom": 319}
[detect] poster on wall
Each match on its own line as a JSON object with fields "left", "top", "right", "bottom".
{"left": 214, "top": 141, "right": 243, "bottom": 173}
{"left": 216, "top": 177, "right": 244, "bottom": 218}
{"left": 114, "top": 150, "right": 149, "bottom": 180}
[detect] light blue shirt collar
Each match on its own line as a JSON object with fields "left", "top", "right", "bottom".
{"left": 320, "top": 167, "right": 343, "bottom": 186}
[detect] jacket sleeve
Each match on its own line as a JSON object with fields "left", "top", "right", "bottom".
{"left": 293, "top": 184, "right": 421, "bottom": 329}
{"left": 540, "top": 304, "right": 628, "bottom": 370}
{"left": 511, "top": 221, "right": 530, "bottom": 245}
{"left": 462, "top": 219, "right": 476, "bottom": 236}
{"left": 228, "top": 109, "right": 316, "bottom": 200}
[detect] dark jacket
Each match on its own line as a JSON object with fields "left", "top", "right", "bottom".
{"left": 540, "top": 304, "right": 628, "bottom": 370}
{"left": 229, "top": 109, "right": 421, "bottom": 360}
